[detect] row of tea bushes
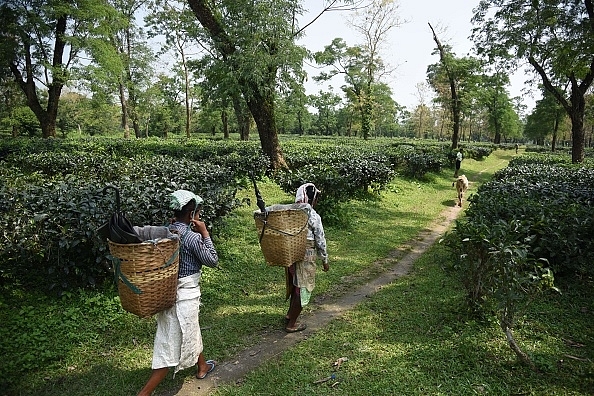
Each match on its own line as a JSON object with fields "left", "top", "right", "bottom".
{"left": 443, "top": 153, "right": 594, "bottom": 314}
{"left": 0, "top": 136, "right": 496, "bottom": 293}
{"left": 0, "top": 153, "right": 250, "bottom": 292}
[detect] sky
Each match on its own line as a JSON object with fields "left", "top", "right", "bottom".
{"left": 297, "top": 0, "right": 538, "bottom": 113}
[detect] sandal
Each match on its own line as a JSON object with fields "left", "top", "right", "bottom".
{"left": 285, "top": 323, "right": 307, "bottom": 333}
{"left": 196, "top": 359, "right": 216, "bottom": 379}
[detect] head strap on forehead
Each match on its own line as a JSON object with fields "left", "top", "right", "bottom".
{"left": 169, "top": 190, "right": 203, "bottom": 211}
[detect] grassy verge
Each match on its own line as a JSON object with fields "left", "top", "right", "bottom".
{"left": 211, "top": 242, "right": 593, "bottom": 396}
{"left": 3, "top": 149, "right": 592, "bottom": 395}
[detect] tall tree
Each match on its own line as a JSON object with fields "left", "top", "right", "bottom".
{"left": 187, "top": 0, "right": 310, "bottom": 169}
{"left": 315, "top": 0, "right": 402, "bottom": 140}
{"left": 192, "top": 53, "right": 253, "bottom": 141}
{"left": 0, "top": 72, "right": 23, "bottom": 137}
{"left": 0, "top": 0, "right": 116, "bottom": 138}
{"left": 371, "top": 82, "right": 400, "bottom": 137}
{"left": 478, "top": 72, "right": 517, "bottom": 144}
{"left": 144, "top": 73, "right": 186, "bottom": 137}
{"left": 524, "top": 90, "right": 567, "bottom": 149}
{"left": 472, "top": 0, "right": 594, "bottom": 163}
{"left": 428, "top": 23, "right": 483, "bottom": 149}
{"left": 147, "top": 0, "right": 201, "bottom": 138}
{"left": 413, "top": 82, "right": 432, "bottom": 138}
{"left": 104, "top": 0, "right": 154, "bottom": 138}
{"left": 309, "top": 90, "right": 342, "bottom": 135}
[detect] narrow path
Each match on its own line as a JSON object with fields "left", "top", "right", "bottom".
{"left": 164, "top": 202, "right": 463, "bottom": 396}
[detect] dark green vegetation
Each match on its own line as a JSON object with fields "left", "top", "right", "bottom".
{"left": 441, "top": 152, "right": 594, "bottom": 369}
{"left": 0, "top": 138, "right": 592, "bottom": 395}
{"left": 0, "top": 136, "right": 493, "bottom": 292}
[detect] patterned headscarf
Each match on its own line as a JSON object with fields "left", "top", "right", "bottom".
{"left": 295, "top": 183, "right": 320, "bottom": 204}
{"left": 169, "top": 190, "right": 203, "bottom": 211}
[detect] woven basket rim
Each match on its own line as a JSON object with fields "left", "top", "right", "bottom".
{"left": 107, "top": 236, "right": 178, "bottom": 247}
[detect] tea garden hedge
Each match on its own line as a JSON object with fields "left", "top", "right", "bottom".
{"left": 5, "top": 135, "right": 579, "bottom": 299}
{"left": 442, "top": 151, "right": 594, "bottom": 332}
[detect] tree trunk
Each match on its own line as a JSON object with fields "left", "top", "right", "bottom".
{"left": 118, "top": 82, "right": 131, "bottom": 139}
{"left": 297, "top": 109, "right": 303, "bottom": 136}
{"left": 569, "top": 86, "right": 586, "bottom": 163}
{"left": 188, "top": 0, "right": 285, "bottom": 167}
{"left": 361, "top": 93, "right": 372, "bottom": 140}
{"left": 245, "top": 87, "right": 287, "bottom": 169}
{"left": 181, "top": 47, "right": 192, "bottom": 139}
{"left": 552, "top": 115, "right": 559, "bottom": 152}
{"left": 528, "top": 56, "right": 592, "bottom": 163}
{"left": 132, "top": 116, "right": 141, "bottom": 139}
{"left": 429, "top": 23, "right": 460, "bottom": 150}
{"left": 10, "top": 16, "right": 67, "bottom": 138}
{"left": 222, "top": 109, "right": 229, "bottom": 139}
{"left": 232, "top": 93, "right": 251, "bottom": 141}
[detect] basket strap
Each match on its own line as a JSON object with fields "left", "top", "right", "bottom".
{"left": 258, "top": 213, "right": 269, "bottom": 243}
{"left": 161, "top": 245, "right": 180, "bottom": 269}
{"left": 109, "top": 255, "right": 143, "bottom": 295}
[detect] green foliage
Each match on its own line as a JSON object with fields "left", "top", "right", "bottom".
{"left": 0, "top": 138, "right": 270, "bottom": 292}
{"left": 441, "top": 152, "right": 594, "bottom": 362}
{"left": 401, "top": 149, "right": 443, "bottom": 178}
{"left": 470, "top": 162, "right": 594, "bottom": 275}
{"left": 442, "top": 218, "right": 556, "bottom": 316}
{"left": 7, "top": 106, "right": 41, "bottom": 137}
{"left": 274, "top": 143, "right": 395, "bottom": 211}
{"left": 472, "top": 0, "right": 594, "bottom": 161}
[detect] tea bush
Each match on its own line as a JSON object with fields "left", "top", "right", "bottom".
{"left": 0, "top": 151, "right": 254, "bottom": 292}
{"left": 444, "top": 156, "right": 594, "bottom": 308}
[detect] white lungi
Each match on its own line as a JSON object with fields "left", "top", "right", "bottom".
{"left": 151, "top": 273, "right": 203, "bottom": 375}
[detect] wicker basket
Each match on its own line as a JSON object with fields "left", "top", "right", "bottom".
{"left": 108, "top": 237, "right": 179, "bottom": 318}
{"left": 254, "top": 203, "right": 310, "bottom": 267}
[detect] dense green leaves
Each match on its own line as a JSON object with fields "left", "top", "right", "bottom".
{"left": 0, "top": 137, "right": 492, "bottom": 292}
{"left": 442, "top": 153, "right": 594, "bottom": 363}
{"left": 0, "top": 138, "right": 269, "bottom": 292}
{"left": 440, "top": 153, "right": 594, "bottom": 364}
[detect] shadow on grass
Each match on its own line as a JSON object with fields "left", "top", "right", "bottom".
{"left": 12, "top": 362, "right": 186, "bottom": 396}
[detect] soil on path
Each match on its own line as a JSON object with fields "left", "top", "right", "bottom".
{"left": 163, "top": 203, "right": 463, "bottom": 396}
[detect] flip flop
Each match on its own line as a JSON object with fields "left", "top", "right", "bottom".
{"left": 285, "top": 323, "right": 307, "bottom": 333}
{"left": 196, "top": 359, "right": 216, "bottom": 379}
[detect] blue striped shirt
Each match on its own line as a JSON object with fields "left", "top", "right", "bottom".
{"left": 170, "top": 222, "right": 218, "bottom": 278}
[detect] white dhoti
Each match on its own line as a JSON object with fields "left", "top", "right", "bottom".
{"left": 151, "top": 273, "right": 203, "bottom": 375}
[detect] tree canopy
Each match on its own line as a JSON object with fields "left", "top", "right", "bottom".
{"left": 472, "top": 0, "right": 594, "bottom": 162}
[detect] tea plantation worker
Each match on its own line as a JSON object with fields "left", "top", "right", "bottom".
{"left": 137, "top": 190, "right": 218, "bottom": 396}
{"left": 454, "top": 147, "right": 463, "bottom": 178}
{"left": 285, "top": 183, "right": 329, "bottom": 333}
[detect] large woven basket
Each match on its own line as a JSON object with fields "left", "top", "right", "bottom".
{"left": 254, "top": 203, "right": 310, "bottom": 267}
{"left": 108, "top": 237, "right": 179, "bottom": 318}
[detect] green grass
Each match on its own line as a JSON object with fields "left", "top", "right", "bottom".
{"left": 2, "top": 148, "right": 592, "bottom": 395}
{"left": 211, "top": 244, "right": 594, "bottom": 396}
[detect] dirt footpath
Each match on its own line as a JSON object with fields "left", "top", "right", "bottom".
{"left": 165, "top": 203, "right": 462, "bottom": 396}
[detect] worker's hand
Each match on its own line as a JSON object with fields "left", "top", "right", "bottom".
{"left": 191, "top": 218, "right": 209, "bottom": 238}
{"left": 323, "top": 262, "right": 329, "bottom": 272}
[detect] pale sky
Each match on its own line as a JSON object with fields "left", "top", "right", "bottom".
{"left": 298, "top": 0, "right": 538, "bottom": 113}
